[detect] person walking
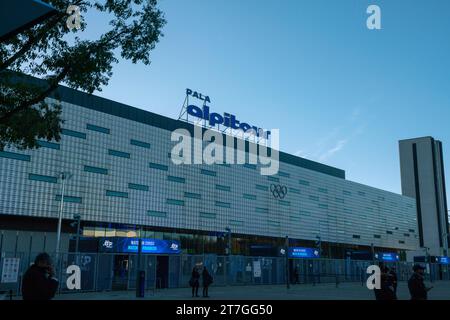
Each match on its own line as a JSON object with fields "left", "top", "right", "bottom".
{"left": 190, "top": 266, "right": 200, "bottom": 297}
{"left": 374, "top": 265, "right": 397, "bottom": 300}
{"left": 22, "top": 253, "right": 59, "bottom": 300}
{"left": 202, "top": 266, "right": 213, "bottom": 298}
{"left": 294, "top": 266, "right": 300, "bottom": 284}
{"left": 408, "top": 264, "right": 433, "bottom": 300}
{"left": 389, "top": 266, "right": 398, "bottom": 295}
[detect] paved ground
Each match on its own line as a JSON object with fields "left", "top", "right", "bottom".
{"left": 49, "top": 281, "right": 450, "bottom": 300}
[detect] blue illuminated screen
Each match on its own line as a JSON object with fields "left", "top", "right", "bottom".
{"left": 376, "top": 253, "right": 399, "bottom": 262}
{"left": 99, "top": 238, "right": 181, "bottom": 254}
{"left": 288, "top": 247, "right": 320, "bottom": 259}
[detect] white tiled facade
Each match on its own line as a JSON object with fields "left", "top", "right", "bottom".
{"left": 0, "top": 97, "right": 420, "bottom": 251}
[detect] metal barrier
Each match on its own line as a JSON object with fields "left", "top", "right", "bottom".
{"left": 0, "top": 251, "right": 448, "bottom": 295}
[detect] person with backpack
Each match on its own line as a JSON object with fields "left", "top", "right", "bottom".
{"left": 202, "top": 266, "right": 213, "bottom": 298}
{"left": 374, "top": 264, "right": 397, "bottom": 300}
{"left": 389, "top": 266, "right": 398, "bottom": 295}
{"left": 22, "top": 253, "right": 59, "bottom": 300}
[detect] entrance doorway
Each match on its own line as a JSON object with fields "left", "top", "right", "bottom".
{"left": 156, "top": 256, "right": 169, "bottom": 289}
{"left": 112, "top": 254, "right": 129, "bottom": 290}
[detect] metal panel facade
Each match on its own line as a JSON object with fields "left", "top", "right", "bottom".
{"left": 0, "top": 96, "right": 419, "bottom": 251}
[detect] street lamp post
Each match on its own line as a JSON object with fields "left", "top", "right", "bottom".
{"left": 371, "top": 243, "right": 375, "bottom": 265}
{"left": 316, "top": 235, "right": 321, "bottom": 284}
{"left": 225, "top": 227, "right": 231, "bottom": 286}
{"left": 74, "top": 214, "right": 81, "bottom": 254}
{"left": 70, "top": 213, "right": 82, "bottom": 264}
{"left": 424, "top": 246, "right": 432, "bottom": 283}
{"left": 70, "top": 215, "right": 82, "bottom": 249}
{"left": 136, "top": 227, "right": 144, "bottom": 298}
{"left": 202, "top": 234, "right": 205, "bottom": 261}
{"left": 225, "top": 227, "right": 231, "bottom": 255}
{"left": 285, "top": 236, "right": 290, "bottom": 289}
{"left": 56, "top": 172, "right": 72, "bottom": 258}
{"left": 316, "top": 235, "right": 322, "bottom": 257}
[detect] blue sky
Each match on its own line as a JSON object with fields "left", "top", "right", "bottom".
{"left": 82, "top": 0, "right": 450, "bottom": 199}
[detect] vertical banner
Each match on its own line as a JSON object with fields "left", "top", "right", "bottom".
{"left": 253, "top": 260, "right": 261, "bottom": 278}
{"left": 1, "top": 258, "right": 20, "bottom": 283}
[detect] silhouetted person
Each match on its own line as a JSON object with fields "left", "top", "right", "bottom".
{"left": 190, "top": 267, "right": 200, "bottom": 297}
{"left": 374, "top": 265, "right": 397, "bottom": 300}
{"left": 293, "top": 266, "right": 300, "bottom": 284}
{"left": 119, "top": 265, "right": 126, "bottom": 279}
{"left": 408, "top": 264, "right": 433, "bottom": 300}
{"left": 202, "top": 266, "right": 213, "bottom": 298}
{"left": 389, "top": 266, "right": 398, "bottom": 295}
{"left": 22, "top": 253, "right": 59, "bottom": 300}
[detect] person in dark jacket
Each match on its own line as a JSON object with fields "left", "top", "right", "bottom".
{"left": 22, "top": 253, "right": 59, "bottom": 300}
{"left": 408, "top": 264, "right": 433, "bottom": 300}
{"left": 190, "top": 267, "right": 200, "bottom": 297}
{"left": 202, "top": 266, "right": 213, "bottom": 298}
{"left": 389, "top": 266, "right": 398, "bottom": 295}
{"left": 374, "top": 265, "right": 397, "bottom": 300}
{"left": 293, "top": 266, "right": 300, "bottom": 284}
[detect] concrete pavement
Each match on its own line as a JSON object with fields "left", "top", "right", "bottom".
{"left": 49, "top": 281, "right": 450, "bottom": 300}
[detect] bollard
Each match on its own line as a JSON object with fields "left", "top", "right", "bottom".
{"left": 137, "top": 270, "right": 145, "bottom": 298}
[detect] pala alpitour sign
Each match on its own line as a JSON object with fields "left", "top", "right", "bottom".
{"left": 174, "top": 88, "right": 280, "bottom": 176}
{"left": 179, "top": 88, "right": 271, "bottom": 141}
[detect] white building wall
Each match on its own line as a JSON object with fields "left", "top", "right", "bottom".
{"left": 0, "top": 98, "right": 420, "bottom": 251}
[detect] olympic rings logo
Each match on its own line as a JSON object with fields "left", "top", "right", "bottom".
{"left": 270, "top": 184, "right": 287, "bottom": 199}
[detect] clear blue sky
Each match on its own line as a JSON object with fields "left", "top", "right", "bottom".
{"left": 83, "top": 0, "right": 450, "bottom": 199}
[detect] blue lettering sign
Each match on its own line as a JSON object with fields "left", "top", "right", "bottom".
{"left": 375, "top": 252, "right": 399, "bottom": 262}
{"left": 186, "top": 88, "right": 270, "bottom": 139}
{"left": 288, "top": 247, "right": 320, "bottom": 259}
{"left": 439, "top": 256, "right": 450, "bottom": 264}
{"left": 186, "top": 88, "right": 211, "bottom": 104}
{"left": 99, "top": 238, "right": 181, "bottom": 254}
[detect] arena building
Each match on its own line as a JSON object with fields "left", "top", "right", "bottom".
{"left": 0, "top": 80, "right": 420, "bottom": 265}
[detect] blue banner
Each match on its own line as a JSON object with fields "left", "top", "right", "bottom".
{"left": 288, "top": 247, "right": 320, "bottom": 259}
{"left": 99, "top": 238, "right": 181, "bottom": 254}
{"left": 439, "top": 256, "right": 450, "bottom": 264}
{"left": 375, "top": 252, "right": 399, "bottom": 262}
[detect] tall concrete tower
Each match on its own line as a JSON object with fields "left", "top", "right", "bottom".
{"left": 399, "top": 136, "right": 449, "bottom": 256}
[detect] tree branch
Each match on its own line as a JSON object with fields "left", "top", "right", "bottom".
{"left": 0, "top": 13, "right": 65, "bottom": 72}
{"left": 1, "top": 7, "right": 146, "bottom": 124}
{"left": 0, "top": 0, "right": 87, "bottom": 72}
{"left": 0, "top": 66, "right": 70, "bottom": 124}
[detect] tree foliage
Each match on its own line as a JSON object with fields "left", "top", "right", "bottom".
{"left": 0, "top": 0, "right": 166, "bottom": 150}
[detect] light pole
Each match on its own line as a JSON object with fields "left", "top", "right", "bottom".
{"left": 424, "top": 246, "right": 430, "bottom": 260}
{"left": 225, "top": 227, "right": 231, "bottom": 286}
{"left": 74, "top": 214, "right": 81, "bottom": 254}
{"left": 56, "top": 172, "right": 72, "bottom": 257}
{"left": 371, "top": 243, "right": 375, "bottom": 265}
{"left": 285, "top": 236, "right": 290, "bottom": 289}
{"left": 424, "top": 246, "right": 432, "bottom": 283}
{"left": 136, "top": 226, "right": 144, "bottom": 298}
{"left": 202, "top": 234, "right": 205, "bottom": 261}
{"left": 70, "top": 214, "right": 81, "bottom": 263}
{"left": 316, "top": 235, "right": 322, "bottom": 257}
{"left": 316, "top": 235, "right": 321, "bottom": 283}
{"left": 225, "top": 227, "right": 231, "bottom": 255}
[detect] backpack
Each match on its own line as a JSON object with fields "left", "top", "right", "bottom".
{"left": 208, "top": 274, "right": 214, "bottom": 285}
